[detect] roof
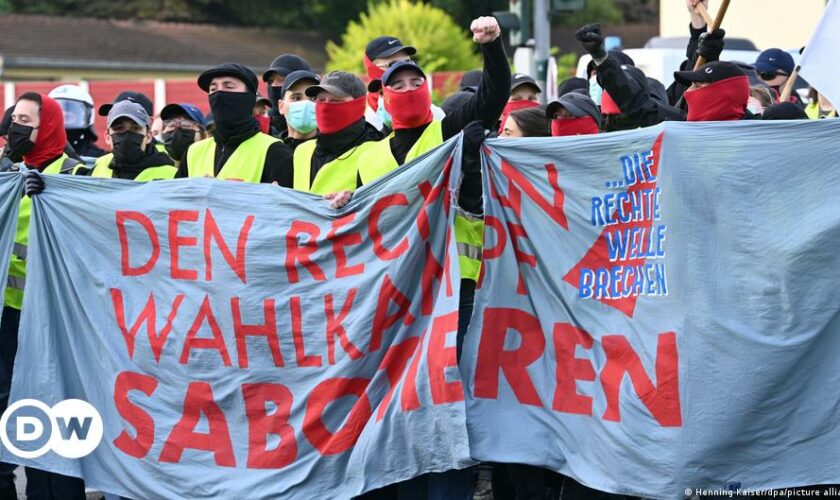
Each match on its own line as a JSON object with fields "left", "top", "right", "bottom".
{"left": 0, "top": 14, "right": 328, "bottom": 74}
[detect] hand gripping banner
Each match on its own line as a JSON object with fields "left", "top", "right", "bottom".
{"left": 3, "top": 138, "right": 470, "bottom": 498}
{"left": 463, "top": 120, "right": 840, "bottom": 498}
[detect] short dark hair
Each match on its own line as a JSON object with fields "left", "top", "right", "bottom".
{"left": 17, "top": 92, "right": 42, "bottom": 110}
{"left": 509, "top": 107, "right": 551, "bottom": 137}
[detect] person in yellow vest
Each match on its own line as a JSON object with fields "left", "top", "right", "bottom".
{"left": 274, "top": 70, "right": 320, "bottom": 152}
{"left": 805, "top": 88, "right": 837, "bottom": 119}
{"left": 3, "top": 92, "right": 86, "bottom": 499}
{"left": 91, "top": 91, "right": 170, "bottom": 174}
{"left": 292, "top": 71, "right": 382, "bottom": 198}
{"left": 176, "top": 63, "right": 293, "bottom": 185}
{"left": 159, "top": 103, "right": 209, "bottom": 167}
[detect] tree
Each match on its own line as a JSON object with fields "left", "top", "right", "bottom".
{"left": 326, "top": 0, "right": 481, "bottom": 73}
{"left": 556, "top": 0, "right": 623, "bottom": 27}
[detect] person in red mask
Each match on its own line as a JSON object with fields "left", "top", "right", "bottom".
{"left": 500, "top": 107, "right": 551, "bottom": 137}
{"left": 291, "top": 70, "right": 382, "bottom": 200}
{"left": 674, "top": 61, "right": 751, "bottom": 121}
{"left": 5, "top": 93, "right": 87, "bottom": 499}
{"left": 546, "top": 92, "right": 602, "bottom": 136}
{"left": 498, "top": 73, "right": 542, "bottom": 134}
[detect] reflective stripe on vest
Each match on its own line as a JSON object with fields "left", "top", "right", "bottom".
{"left": 454, "top": 208, "right": 483, "bottom": 282}
{"left": 292, "top": 139, "right": 375, "bottom": 195}
{"left": 5, "top": 154, "right": 81, "bottom": 309}
{"left": 91, "top": 162, "right": 176, "bottom": 181}
{"left": 186, "top": 133, "right": 278, "bottom": 183}
{"left": 358, "top": 120, "right": 443, "bottom": 185}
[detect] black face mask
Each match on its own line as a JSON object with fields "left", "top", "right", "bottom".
{"left": 209, "top": 91, "right": 257, "bottom": 141}
{"left": 7, "top": 123, "right": 36, "bottom": 158}
{"left": 267, "top": 85, "right": 284, "bottom": 111}
{"left": 111, "top": 131, "right": 146, "bottom": 165}
{"left": 162, "top": 128, "right": 195, "bottom": 161}
{"left": 67, "top": 129, "right": 94, "bottom": 149}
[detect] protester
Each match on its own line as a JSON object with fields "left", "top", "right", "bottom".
{"left": 498, "top": 73, "right": 542, "bottom": 133}
{"left": 762, "top": 102, "right": 809, "bottom": 120}
{"left": 159, "top": 103, "right": 209, "bottom": 166}
{"left": 263, "top": 53, "right": 313, "bottom": 136}
{"left": 77, "top": 100, "right": 175, "bottom": 179}
{"left": 0, "top": 106, "right": 19, "bottom": 169}
{"left": 754, "top": 48, "right": 804, "bottom": 104}
{"left": 459, "top": 69, "right": 482, "bottom": 92}
{"left": 274, "top": 69, "right": 320, "bottom": 151}
{"left": 2, "top": 93, "right": 86, "bottom": 499}
{"left": 546, "top": 92, "right": 602, "bottom": 136}
{"left": 675, "top": 61, "right": 753, "bottom": 121}
{"left": 292, "top": 71, "right": 381, "bottom": 196}
{"left": 558, "top": 76, "right": 588, "bottom": 97}
{"left": 49, "top": 84, "right": 106, "bottom": 158}
{"left": 805, "top": 88, "right": 837, "bottom": 119}
{"left": 500, "top": 107, "right": 550, "bottom": 137}
{"left": 93, "top": 91, "right": 168, "bottom": 172}
{"left": 364, "top": 35, "right": 415, "bottom": 114}
{"left": 748, "top": 85, "right": 775, "bottom": 116}
{"left": 177, "top": 63, "right": 293, "bottom": 185}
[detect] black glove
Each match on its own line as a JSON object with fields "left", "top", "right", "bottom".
{"left": 462, "top": 121, "right": 487, "bottom": 152}
{"left": 24, "top": 170, "right": 44, "bottom": 196}
{"left": 575, "top": 23, "right": 606, "bottom": 60}
{"left": 697, "top": 28, "right": 725, "bottom": 61}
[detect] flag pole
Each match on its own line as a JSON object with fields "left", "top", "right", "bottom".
{"left": 780, "top": 65, "right": 801, "bottom": 103}
{"left": 694, "top": 0, "right": 731, "bottom": 70}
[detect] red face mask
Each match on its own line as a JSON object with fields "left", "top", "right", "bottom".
{"left": 316, "top": 96, "right": 367, "bottom": 135}
{"left": 364, "top": 55, "right": 385, "bottom": 111}
{"left": 600, "top": 91, "right": 621, "bottom": 115}
{"left": 255, "top": 114, "right": 270, "bottom": 134}
{"left": 685, "top": 75, "right": 749, "bottom": 122}
{"left": 383, "top": 85, "right": 433, "bottom": 130}
{"left": 24, "top": 94, "right": 67, "bottom": 168}
{"left": 551, "top": 116, "right": 599, "bottom": 137}
{"left": 499, "top": 100, "right": 540, "bottom": 134}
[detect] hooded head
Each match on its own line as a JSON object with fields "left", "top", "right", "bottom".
{"left": 9, "top": 93, "right": 67, "bottom": 168}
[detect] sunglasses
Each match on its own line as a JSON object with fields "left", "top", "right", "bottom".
{"left": 759, "top": 71, "right": 787, "bottom": 81}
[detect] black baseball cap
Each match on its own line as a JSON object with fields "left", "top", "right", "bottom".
{"left": 98, "top": 91, "right": 154, "bottom": 117}
{"left": 762, "top": 102, "right": 808, "bottom": 120}
{"left": 198, "top": 63, "right": 259, "bottom": 94}
{"left": 262, "top": 54, "right": 312, "bottom": 83}
{"left": 546, "top": 92, "right": 601, "bottom": 124}
{"left": 511, "top": 73, "right": 541, "bottom": 93}
{"left": 282, "top": 70, "right": 321, "bottom": 96}
{"left": 107, "top": 100, "right": 151, "bottom": 128}
{"left": 305, "top": 71, "right": 366, "bottom": 99}
{"left": 368, "top": 61, "right": 427, "bottom": 92}
{"left": 365, "top": 36, "right": 417, "bottom": 61}
{"left": 674, "top": 61, "right": 747, "bottom": 87}
{"left": 558, "top": 77, "right": 588, "bottom": 96}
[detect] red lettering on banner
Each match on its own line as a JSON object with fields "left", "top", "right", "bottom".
{"left": 369, "top": 194, "right": 409, "bottom": 260}
{"left": 325, "top": 290, "right": 363, "bottom": 365}
{"left": 416, "top": 179, "right": 444, "bottom": 241}
{"left": 477, "top": 215, "right": 506, "bottom": 289}
{"left": 375, "top": 336, "right": 421, "bottom": 421}
{"left": 169, "top": 210, "right": 199, "bottom": 280}
{"left": 370, "top": 275, "right": 415, "bottom": 352}
{"left": 232, "top": 297, "right": 283, "bottom": 368}
{"left": 400, "top": 331, "right": 424, "bottom": 412}
{"left": 499, "top": 160, "right": 568, "bottom": 229}
{"left": 113, "top": 371, "right": 158, "bottom": 459}
{"left": 600, "top": 332, "right": 681, "bottom": 427}
{"left": 420, "top": 243, "right": 451, "bottom": 316}
{"left": 204, "top": 211, "right": 253, "bottom": 284}
{"left": 285, "top": 221, "right": 326, "bottom": 283}
{"left": 290, "top": 296, "right": 322, "bottom": 367}
{"left": 327, "top": 214, "right": 365, "bottom": 278}
{"left": 474, "top": 308, "right": 545, "bottom": 406}
{"left": 303, "top": 378, "right": 372, "bottom": 455}
{"left": 110, "top": 289, "right": 184, "bottom": 361}
{"left": 427, "top": 312, "right": 464, "bottom": 404}
{"left": 159, "top": 381, "right": 235, "bottom": 466}
{"left": 242, "top": 383, "right": 297, "bottom": 469}
{"left": 116, "top": 211, "right": 159, "bottom": 276}
{"left": 507, "top": 221, "right": 536, "bottom": 295}
{"left": 552, "top": 324, "right": 596, "bottom": 416}
{"left": 180, "top": 295, "right": 232, "bottom": 366}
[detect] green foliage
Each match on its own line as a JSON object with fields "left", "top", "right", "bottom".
{"left": 556, "top": 0, "right": 623, "bottom": 27}
{"left": 326, "top": 0, "right": 481, "bottom": 73}
{"left": 554, "top": 52, "right": 579, "bottom": 80}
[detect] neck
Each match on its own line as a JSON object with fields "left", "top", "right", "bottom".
{"left": 287, "top": 127, "right": 318, "bottom": 140}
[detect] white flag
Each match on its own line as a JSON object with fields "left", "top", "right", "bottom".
{"left": 799, "top": 0, "right": 840, "bottom": 109}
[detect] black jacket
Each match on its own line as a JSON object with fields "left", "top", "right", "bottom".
{"left": 175, "top": 128, "right": 293, "bottom": 186}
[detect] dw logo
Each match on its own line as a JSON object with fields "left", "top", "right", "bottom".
{"left": 0, "top": 399, "right": 103, "bottom": 459}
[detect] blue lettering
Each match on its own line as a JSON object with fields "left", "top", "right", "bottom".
{"left": 57, "top": 417, "right": 92, "bottom": 441}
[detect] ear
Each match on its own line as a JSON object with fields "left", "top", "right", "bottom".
{"left": 105, "top": 131, "right": 112, "bottom": 148}
{"left": 277, "top": 99, "right": 287, "bottom": 116}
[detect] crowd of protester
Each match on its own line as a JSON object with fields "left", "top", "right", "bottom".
{"left": 0, "top": 0, "right": 835, "bottom": 498}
